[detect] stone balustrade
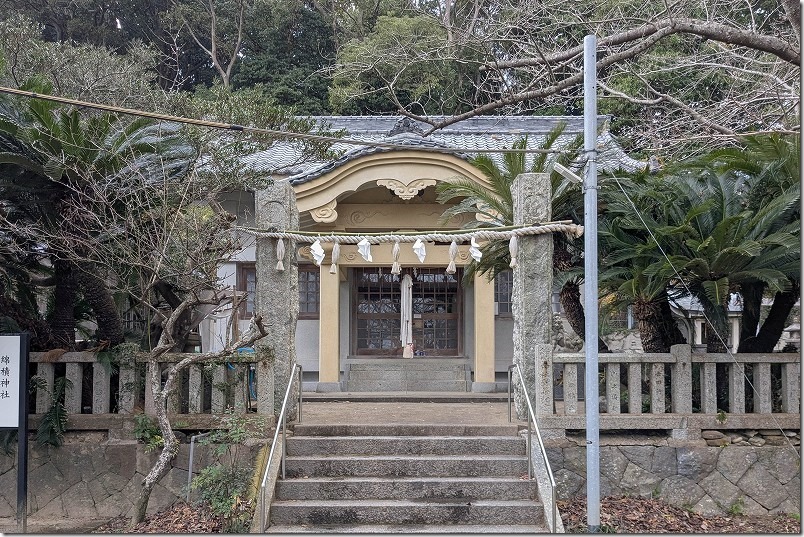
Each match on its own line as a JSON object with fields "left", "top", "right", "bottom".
{"left": 28, "top": 349, "right": 274, "bottom": 425}
{"left": 535, "top": 344, "right": 801, "bottom": 438}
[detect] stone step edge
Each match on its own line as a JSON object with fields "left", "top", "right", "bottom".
{"left": 271, "top": 499, "right": 541, "bottom": 507}
{"left": 290, "top": 425, "right": 522, "bottom": 435}
{"left": 278, "top": 475, "right": 533, "bottom": 483}
{"left": 285, "top": 454, "right": 528, "bottom": 461}
{"left": 286, "top": 435, "right": 525, "bottom": 441}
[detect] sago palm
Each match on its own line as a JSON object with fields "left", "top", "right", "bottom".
{"left": 0, "top": 79, "right": 194, "bottom": 347}
{"left": 436, "top": 123, "right": 610, "bottom": 350}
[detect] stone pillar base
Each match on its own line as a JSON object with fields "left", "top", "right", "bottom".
{"left": 316, "top": 382, "right": 342, "bottom": 393}
{"left": 471, "top": 382, "right": 497, "bottom": 393}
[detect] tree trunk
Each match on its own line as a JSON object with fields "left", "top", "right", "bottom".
{"left": 74, "top": 262, "right": 125, "bottom": 346}
{"left": 738, "top": 281, "right": 800, "bottom": 352}
{"left": 50, "top": 260, "right": 77, "bottom": 348}
{"left": 705, "top": 313, "right": 729, "bottom": 353}
{"left": 632, "top": 297, "right": 687, "bottom": 353}
{"left": 657, "top": 297, "right": 687, "bottom": 349}
{"left": 151, "top": 280, "right": 193, "bottom": 351}
{"left": 559, "top": 282, "right": 610, "bottom": 353}
{"left": 738, "top": 281, "right": 764, "bottom": 348}
{"left": 130, "top": 361, "right": 178, "bottom": 526}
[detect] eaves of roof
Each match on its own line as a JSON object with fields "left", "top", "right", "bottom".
{"left": 240, "top": 115, "right": 650, "bottom": 185}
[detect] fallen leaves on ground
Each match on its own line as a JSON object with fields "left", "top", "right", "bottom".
{"left": 558, "top": 496, "right": 801, "bottom": 533}
{"left": 92, "top": 502, "right": 223, "bottom": 533}
{"left": 91, "top": 496, "right": 801, "bottom": 533}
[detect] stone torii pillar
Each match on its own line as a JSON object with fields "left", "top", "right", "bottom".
{"left": 511, "top": 173, "right": 553, "bottom": 419}
{"left": 255, "top": 182, "right": 300, "bottom": 417}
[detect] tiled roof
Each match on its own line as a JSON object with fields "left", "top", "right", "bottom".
{"left": 671, "top": 294, "right": 743, "bottom": 314}
{"left": 240, "top": 115, "right": 650, "bottom": 184}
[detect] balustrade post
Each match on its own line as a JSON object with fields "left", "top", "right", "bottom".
{"left": 671, "top": 345, "right": 692, "bottom": 413}
{"left": 781, "top": 362, "right": 800, "bottom": 413}
{"left": 233, "top": 364, "right": 247, "bottom": 413}
{"left": 167, "top": 366, "right": 182, "bottom": 415}
{"left": 211, "top": 364, "right": 226, "bottom": 413}
{"left": 256, "top": 351, "right": 275, "bottom": 417}
{"left": 35, "top": 362, "right": 55, "bottom": 414}
{"left": 729, "top": 362, "right": 745, "bottom": 414}
{"left": 754, "top": 362, "right": 772, "bottom": 414}
{"left": 606, "top": 363, "right": 620, "bottom": 414}
{"left": 92, "top": 361, "right": 111, "bottom": 413}
{"left": 188, "top": 365, "right": 203, "bottom": 413}
{"left": 535, "top": 344, "right": 554, "bottom": 416}
{"left": 564, "top": 363, "right": 578, "bottom": 414}
{"left": 627, "top": 364, "right": 642, "bottom": 414}
{"left": 64, "top": 363, "right": 83, "bottom": 414}
{"left": 117, "top": 360, "right": 136, "bottom": 414}
{"left": 650, "top": 363, "right": 665, "bottom": 414}
{"left": 701, "top": 362, "right": 718, "bottom": 414}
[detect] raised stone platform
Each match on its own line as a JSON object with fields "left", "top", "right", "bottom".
{"left": 343, "top": 358, "right": 471, "bottom": 392}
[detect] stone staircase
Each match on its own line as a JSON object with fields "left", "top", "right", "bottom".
{"left": 265, "top": 423, "right": 548, "bottom": 533}
{"left": 344, "top": 358, "right": 470, "bottom": 392}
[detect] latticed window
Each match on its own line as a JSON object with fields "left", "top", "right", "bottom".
{"left": 298, "top": 265, "right": 320, "bottom": 319}
{"left": 353, "top": 267, "right": 462, "bottom": 356}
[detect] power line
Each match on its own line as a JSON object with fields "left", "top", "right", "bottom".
{"left": 0, "top": 86, "right": 568, "bottom": 155}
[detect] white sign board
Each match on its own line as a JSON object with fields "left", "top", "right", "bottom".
{"left": 0, "top": 335, "right": 21, "bottom": 428}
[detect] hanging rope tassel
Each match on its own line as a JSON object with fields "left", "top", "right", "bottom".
{"left": 509, "top": 235, "right": 519, "bottom": 268}
{"left": 391, "top": 241, "right": 401, "bottom": 275}
{"left": 329, "top": 241, "right": 340, "bottom": 274}
{"left": 275, "top": 238, "right": 285, "bottom": 271}
{"left": 446, "top": 240, "right": 458, "bottom": 274}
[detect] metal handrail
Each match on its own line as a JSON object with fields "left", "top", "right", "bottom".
{"left": 508, "top": 363, "right": 558, "bottom": 533}
{"left": 186, "top": 431, "right": 212, "bottom": 502}
{"left": 259, "top": 363, "right": 302, "bottom": 531}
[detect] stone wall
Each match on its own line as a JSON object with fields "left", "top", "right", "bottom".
{"left": 0, "top": 432, "right": 263, "bottom": 530}
{"left": 546, "top": 434, "right": 801, "bottom": 516}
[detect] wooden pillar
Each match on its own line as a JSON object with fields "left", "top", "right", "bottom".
{"left": 317, "top": 264, "right": 341, "bottom": 390}
{"left": 472, "top": 273, "right": 496, "bottom": 391}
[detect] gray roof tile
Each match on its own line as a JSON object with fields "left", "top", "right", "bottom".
{"left": 241, "top": 115, "right": 649, "bottom": 184}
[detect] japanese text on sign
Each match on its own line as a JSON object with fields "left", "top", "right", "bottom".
{"left": 0, "top": 336, "right": 21, "bottom": 428}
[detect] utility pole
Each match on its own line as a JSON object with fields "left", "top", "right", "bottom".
{"left": 583, "top": 33, "right": 601, "bottom": 533}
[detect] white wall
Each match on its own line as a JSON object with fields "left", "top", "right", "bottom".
{"left": 296, "top": 319, "right": 320, "bottom": 372}
{"left": 494, "top": 317, "right": 514, "bottom": 372}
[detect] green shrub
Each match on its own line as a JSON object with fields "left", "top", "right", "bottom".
{"left": 190, "top": 412, "right": 265, "bottom": 532}
{"left": 30, "top": 375, "right": 70, "bottom": 447}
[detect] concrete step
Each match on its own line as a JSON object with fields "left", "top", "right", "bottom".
{"left": 284, "top": 454, "right": 529, "bottom": 478}
{"left": 300, "top": 391, "right": 510, "bottom": 402}
{"left": 285, "top": 435, "right": 526, "bottom": 456}
{"left": 265, "top": 523, "right": 546, "bottom": 533}
{"left": 276, "top": 476, "right": 537, "bottom": 501}
{"left": 291, "top": 424, "right": 521, "bottom": 437}
{"left": 269, "top": 499, "right": 544, "bottom": 526}
{"left": 346, "top": 370, "right": 467, "bottom": 380}
{"left": 348, "top": 363, "right": 469, "bottom": 371}
{"left": 347, "top": 358, "right": 469, "bottom": 368}
{"left": 345, "top": 379, "right": 468, "bottom": 392}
